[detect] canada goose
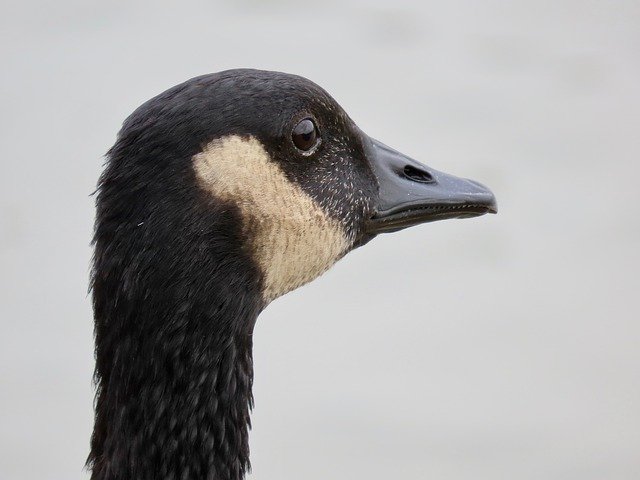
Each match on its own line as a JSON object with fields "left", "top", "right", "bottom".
{"left": 89, "top": 69, "right": 496, "bottom": 480}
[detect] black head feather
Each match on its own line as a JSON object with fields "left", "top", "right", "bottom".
{"left": 89, "top": 68, "right": 496, "bottom": 480}
{"left": 89, "top": 69, "right": 378, "bottom": 480}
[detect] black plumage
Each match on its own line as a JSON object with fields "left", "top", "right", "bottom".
{"left": 89, "top": 69, "right": 496, "bottom": 480}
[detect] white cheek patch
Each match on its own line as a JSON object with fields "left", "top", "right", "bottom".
{"left": 193, "top": 135, "right": 350, "bottom": 303}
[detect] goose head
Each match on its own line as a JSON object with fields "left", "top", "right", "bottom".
{"left": 100, "top": 69, "right": 495, "bottom": 306}
{"left": 90, "top": 68, "right": 496, "bottom": 480}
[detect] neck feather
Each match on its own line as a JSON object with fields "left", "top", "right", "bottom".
{"left": 89, "top": 168, "right": 263, "bottom": 480}
{"left": 89, "top": 325, "right": 256, "bottom": 480}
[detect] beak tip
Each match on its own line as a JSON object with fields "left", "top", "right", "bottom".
{"left": 486, "top": 195, "right": 498, "bottom": 214}
{"left": 468, "top": 179, "right": 497, "bottom": 215}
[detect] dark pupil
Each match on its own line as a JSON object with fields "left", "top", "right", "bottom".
{"left": 292, "top": 119, "right": 317, "bottom": 151}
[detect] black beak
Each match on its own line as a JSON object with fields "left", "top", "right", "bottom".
{"left": 364, "top": 138, "right": 497, "bottom": 234}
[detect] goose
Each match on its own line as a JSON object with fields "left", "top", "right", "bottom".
{"left": 88, "top": 68, "right": 497, "bottom": 480}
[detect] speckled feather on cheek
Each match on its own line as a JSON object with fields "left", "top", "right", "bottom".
{"left": 193, "top": 135, "right": 350, "bottom": 303}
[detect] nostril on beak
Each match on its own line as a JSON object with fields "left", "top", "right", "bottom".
{"left": 403, "top": 165, "right": 434, "bottom": 184}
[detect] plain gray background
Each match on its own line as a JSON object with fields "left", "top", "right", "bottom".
{"left": 1, "top": 0, "right": 639, "bottom": 479}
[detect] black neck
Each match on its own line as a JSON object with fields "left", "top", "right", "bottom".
{"left": 89, "top": 326, "right": 256, "bottom": 480}
{"left": 89, "top": 167, "right": 264, "bottom": 480}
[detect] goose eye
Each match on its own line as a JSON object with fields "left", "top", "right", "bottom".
{"left": 292, "top": 118, "right": 319, "bottom": 152}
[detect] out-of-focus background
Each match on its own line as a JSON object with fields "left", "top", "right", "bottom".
{"left": 1, "top": 0, "right": 639, "bottom": 479}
